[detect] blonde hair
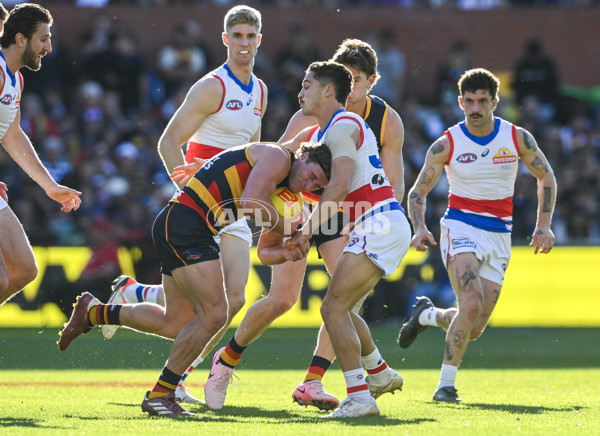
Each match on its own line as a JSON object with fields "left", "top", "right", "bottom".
{"left": 224, "top": 5, "right": 261, "bottom": 33}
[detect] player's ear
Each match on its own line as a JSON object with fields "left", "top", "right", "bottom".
{"left": 257, "top": 33, "right": 262, "bottom": 47}
{"left": 222, "top": 32, "right": 228, "bottom": 46}
{"left": 458, "top": 95, "right": 464, "bottom": 109}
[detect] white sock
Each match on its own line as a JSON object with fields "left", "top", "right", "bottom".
{"left": 419, "top": 307, "right": 440, "bottom": 327}
{"left": 179, "top": 355, "right": 204, "bottom": 385}
{"left": 361, "top": 347, "right": 384, "bottom": 371}
{"left": 437, "top": 364, "right": 458, "bottom": 389}
{"left": 123, "top": 283, "right": 165, "bottom": 305}
{"left": 343, "top": 368, "right": 371, "bottom": 401}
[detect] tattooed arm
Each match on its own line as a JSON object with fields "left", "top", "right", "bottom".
{"left": 517, "top": 127, "right": 557, "bottom": 254}
{"left": 407, "top": 135, "right": 450, "bottom": 251}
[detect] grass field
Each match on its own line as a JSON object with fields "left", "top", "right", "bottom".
{"left": 1, "top": 327, "right": 599, "bottom": 435}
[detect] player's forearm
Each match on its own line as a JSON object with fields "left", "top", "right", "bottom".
{"left": 302, "top": 182, "right": 348, "bottom": 236}
{"left": 257, "top": 245, "right": 287, "bottom": 265}
{"left": 535, "top": 173, "right": 557, "bottom": 228}
{"left": 407, "top": 188, "right": 428, "bottom": 231}
{"left": 4, "top": 135, "right": 57, "bottom": 192}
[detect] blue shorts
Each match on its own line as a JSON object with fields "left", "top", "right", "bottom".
{"left": 152, "top": 203, "right": 220, "bottom": 275}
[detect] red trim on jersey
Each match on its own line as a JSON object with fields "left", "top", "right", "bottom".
{"left": 258, "top": 79, "right": 265, "bottom": 115}
{"left": 445, "top": 130, "right": 454, "bottom": 165}
{"left": 307, "top": 125, "right": 319, "bottom": 142}
{"left": 212, "top": 74, "right": 226, "bottom": 114}
{"left": 512, "top": 124, "right": 521, "bottom": 156}
{"left": 207, "top": 180, "right": 224, "bottom": 206}
{"left": 17, "top": 71, "right": 23, "bottom": 92}
{"left": 344, "top": 185, "right": 395, "bottom": 221}
{"left": 186, "top": 142, "right": 224, "bottom": 162}
{"left": 0, "top": 68, "right": 5, "bottom": 95}
{"left": 235, "top": 160, "right": 252, "bottom": 184}
{"left": 449, "top": 193, "right": 513, "bottom": 218}
{"left": 332, "top": 115, "right": 364, "bottom": 149}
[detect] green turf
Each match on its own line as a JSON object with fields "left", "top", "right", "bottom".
{"left": 1, "top": 327, "right": 599, "bottom": 435}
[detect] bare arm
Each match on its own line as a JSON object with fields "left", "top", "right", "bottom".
{"left": 517, "top": 127, "right": 557, "bottom": 254}
{"left": 1, "top": 111, "right": 81, "bottom": 212}
{"left": 407, "top": 135, "right": 449, "bottom": 251}
{"left": 380, "top": 106, "right": 405, "bottom": 203}
{"left": 158, "top": 77, "right": 222, "bottom": 188}
{"left": 256, "top": 223, "right": 309, "bottom": 265}
{"left": 278, "top": 109, "right": 317, "bottom": 144}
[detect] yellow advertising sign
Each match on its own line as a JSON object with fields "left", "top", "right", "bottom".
{"left": 0, "top": 246, "right": 598, "bottom": 328}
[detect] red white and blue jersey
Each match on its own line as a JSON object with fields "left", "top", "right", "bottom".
{"left": 0, "top": 52, "right": 23, "bottom": 140}
{"left": 442, "top": 117, "right": 521, "bottom": 233}
{"left": 308, "top": 109, "right": 397, "bottom": 222}
{"left": 187, "top": 64, "right": 265, "bottom": 161}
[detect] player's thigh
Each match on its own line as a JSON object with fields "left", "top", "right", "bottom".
{"left": 326, "top": 252, "right": 383, "bottom": 312}
{"left": 446, "top": 252, "right": 484, "bottom": 300}
{"left": 161, "top": 274, "right": 195, "bottom": 326}
{"left": 269, "top": 256, "right": 307, "bottom": 306}
{"left": 172, "top": 259, "right": 227, "bottom": 316}
{"left": 317, "top": 236, "right": 346, "bottom": 274}
{"left": 219, "top": 233, "right": 251, "bottom": 296}
{"left": 0, "top": 207, "right": 36, "bottom": 273}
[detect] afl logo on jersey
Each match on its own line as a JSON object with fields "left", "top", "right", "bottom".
{"left": 456, "top": 153, "right": 477, "bottom": 163}
{"left": 226, "top": 100, "right": 243, "bottom": 110}
{"left": 0, "top": 94, "right": 13, "bottom": 105}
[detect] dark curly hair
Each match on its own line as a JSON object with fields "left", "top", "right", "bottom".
{"left": 0, "top": 3, "right": 53, "bottom": 49}
{"left": 298, "top": 141, "right": 332, "bottom": 181}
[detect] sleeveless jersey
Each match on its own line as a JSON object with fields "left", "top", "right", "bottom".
{"left": 0, "top": 52, "right": 23, "bottom": 139}
{"left": 187, "top": 64, "right": 265, "bottom": 161}
{"left": 363, "top": 95, "right": 389, "bottom": 153}
{"left": 442, "top": 117, "right": 521, "bottom": 233}
{"left": 307, "top": 109, "right": 395, "bottom": 222}
{"left": 171, "top": 143, "right": 294, "bottom": 235}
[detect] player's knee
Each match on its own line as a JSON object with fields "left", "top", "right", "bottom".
{"left": 461, "top": 295, "right": 483, "bottom": 321}
{"left": 11, "top": 263, "right": 38, "bottom": 291}
{"left": 268, "top": 292, "right": 298, "bottom": 316}
{"left": 206, "top": 305, "right": 228, "bottom": 333}
{"left": 227, "top": 294, "right": 246, "bottom": 318}
{"left": 320, "top": 296, "right": 341, "bottom": 325}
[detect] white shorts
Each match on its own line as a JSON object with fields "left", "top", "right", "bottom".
{"left": 0, "top": 197, "right": 7, "bottom": 211}
{"left": 215, "top": 218, "right": 252, "bottom": 246}
{"left": 344, "top": 203, "right": 411, "bottom": 278}
{"left": 440, "top": 218, "right": 511, "bottom": 285}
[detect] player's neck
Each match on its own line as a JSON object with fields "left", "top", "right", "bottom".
{"left": 316, "top": 103, "right": 345, "bottom": 130}
{"left": 464, "top": 116, "right": 496, "bottom": 137}
{"left": 0, "top": 48, "right": 23, "bottom": 75}
{"left": 347, "top": 99, "right": 367, "bottom": 119}
{"left": 225, "top": 59, "right": 253, "bottom": 85}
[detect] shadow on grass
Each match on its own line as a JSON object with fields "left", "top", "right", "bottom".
{"left": 0, "top": 417, "right": 64, "bottom": 429}
{"left": 445, "top": 402, "right": 585, "bottom": 415}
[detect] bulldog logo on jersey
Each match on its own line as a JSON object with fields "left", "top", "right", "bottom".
{"left": 226, "top": 100, "right": 243, "bottom": 110}
{"left": 0, "top": 94, "right": 13, "bottom": 105}
{"left": 492, "top": 148, "right": 517, "bottom": 164}
{"left": 254, "top": 99, "right": 261, "bottom": 116}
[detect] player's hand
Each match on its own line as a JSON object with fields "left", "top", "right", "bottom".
{"left": 0, "top": 181, "right": 8, "bottom": 203}
{"left": 283, "top": 239, "right": 310, "bottom": 261}
{"left": 339, "top": 221, "right": 355, "bottom": 243}
{"left": 170, "top": 158, "right": 208, "bottom": 185}
{"left": 530, "top": 226, "right": 554, "bottom": 254}
{"left": 46, "top": 184, "right": 82, "bottom": 212}
{"left": 411, "top": 228, "right": 437, "bottom": 252}
{"left": 285, "top": 229, "right": 310, "bottom": 251}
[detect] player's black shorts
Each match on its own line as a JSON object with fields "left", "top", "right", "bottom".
{"left": 152, "top": 203, "right": 220, "bottom": 275}
{"left": 310, "top": 210, "right": 350, "bottom": 257}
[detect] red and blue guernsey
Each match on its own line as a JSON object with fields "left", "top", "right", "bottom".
{"left": 442, "top": 117, "right": 521, "bottom": 233}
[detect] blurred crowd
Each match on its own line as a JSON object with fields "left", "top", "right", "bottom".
{"left": 0, "top": 10, "right": 598, "bottom": 293}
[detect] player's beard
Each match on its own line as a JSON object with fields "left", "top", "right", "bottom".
{"left": 22, "top": 42, "right": 42, "bottom": 71}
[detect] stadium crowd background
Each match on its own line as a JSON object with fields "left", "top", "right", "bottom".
{"left": 0, "top": 2, "right": 598, "bottom": 321}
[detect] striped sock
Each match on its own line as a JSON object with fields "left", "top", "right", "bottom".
{"left": 343, "top": 368, "right": 370, "bottom": 400}
{"left": 134, "top": 284, "right": 164, "bottom": 305}
{"left": 88, "top": 304, "right": 121, "bottom": 327}
{"left": 218, "top": 337, "right": 246, "bottom": 369}
{"left": 148, "top": 366, "right": 181, "bottom": 399}
{"left": 303, "top": 355, "right": 332, "bottom": 383}
{"left": 362, "top": 348, "right": 388, "bottom": 375}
